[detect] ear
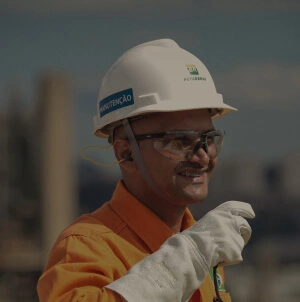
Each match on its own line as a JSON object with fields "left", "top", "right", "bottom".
{"left": 113, "top": 139, "right": 137, "bottom": 172}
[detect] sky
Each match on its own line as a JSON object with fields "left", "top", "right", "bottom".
{"left": 1, "top": 0, "right": 300, "bottom": 168}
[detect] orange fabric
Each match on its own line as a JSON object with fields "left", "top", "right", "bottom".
{"left": 37, "top": 180, "right": 231, "bottom": 302}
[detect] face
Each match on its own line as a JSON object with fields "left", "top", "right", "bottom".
{"left": 131, "top": 109, "right": 218, "bottom": 207}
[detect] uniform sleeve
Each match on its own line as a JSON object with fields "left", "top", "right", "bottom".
{"left": 37, "top": 235, "right": 127, "bottom": 302}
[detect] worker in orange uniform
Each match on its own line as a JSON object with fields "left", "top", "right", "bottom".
{"left": 37, "top": 39, "right": 255, "bottom": 302}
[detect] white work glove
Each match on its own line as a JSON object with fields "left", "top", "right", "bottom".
{"left": 106, "top": 201, "right": 255, "bottom": 302}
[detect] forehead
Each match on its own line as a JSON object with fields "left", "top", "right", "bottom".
{"left": 132, "top": 109, "right": 214, "bottom": 133}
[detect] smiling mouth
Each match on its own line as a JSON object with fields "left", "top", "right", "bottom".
{"left": 178, "top": 171, "right": 204, "bottom": 177}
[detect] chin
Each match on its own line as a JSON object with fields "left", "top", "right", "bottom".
{"left": 175, "top": 190, "right": 208, "bottom": 206}
{"left": 183, "top": 184, "right": 208, "bottom": 200}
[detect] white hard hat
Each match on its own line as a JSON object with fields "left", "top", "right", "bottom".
{"left": 94, "top": 39, "right": 237, "bottom": 138}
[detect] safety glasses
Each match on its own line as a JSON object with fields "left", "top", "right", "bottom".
{"left": 134, "top": 130, "right": 224, "bottom": 161}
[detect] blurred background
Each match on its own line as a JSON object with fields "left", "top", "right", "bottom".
{"left": 1, "top": 1, "right": 300, "bottom": 301}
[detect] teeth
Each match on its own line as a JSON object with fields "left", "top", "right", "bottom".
{"left": 180, "top": 172, "right": 203, "bottom": 177}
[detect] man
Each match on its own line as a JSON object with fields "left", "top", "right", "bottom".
{"left": 38, "top": 39, "right": 255, "bottom": 302}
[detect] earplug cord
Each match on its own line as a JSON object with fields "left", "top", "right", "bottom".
{"left": 80, "top": 145, "right": 124, "bottom": 167}
{"left": 213, "top": 265, "right": 224, "bottom": 302}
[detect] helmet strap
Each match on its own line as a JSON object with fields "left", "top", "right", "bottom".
{"left": 122, "top": 118, "right": 165, "bottom": 200}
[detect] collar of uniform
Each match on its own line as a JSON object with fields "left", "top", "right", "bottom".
{"left": 109, "top": 180, "right": 196, "bottom": 252}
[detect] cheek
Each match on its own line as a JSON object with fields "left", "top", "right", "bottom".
{"left": 208, "top": 158, "right": 217, "bottom": 179}
{"left": 140, "top": 143, "right": 178, "bottom": 177}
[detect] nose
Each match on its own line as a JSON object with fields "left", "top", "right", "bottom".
{"left": 188, "top": 146, "right": 210, "bottom": 165}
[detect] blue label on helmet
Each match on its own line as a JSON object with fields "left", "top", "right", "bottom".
{"left": 99, "top": 88, "right": 134, "bottom": 117}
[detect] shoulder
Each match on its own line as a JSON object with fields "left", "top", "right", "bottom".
{"left": 44, "top": 205, "right": 128, "bottom": 270}
{"left": 58, "top": 202, "right": 126, "bottom": 242}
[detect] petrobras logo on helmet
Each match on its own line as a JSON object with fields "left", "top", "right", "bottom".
{"left": 186, "top": 64, "right": 199, "bottom": 75}
{"left": 99, "top": 88, "right": 134, "bottom": 117}
{"left": 184, "top": 64, "right": 206, "bottom": 82}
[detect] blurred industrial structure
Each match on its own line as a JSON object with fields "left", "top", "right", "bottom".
{"left": 0, "top": 73, "right": 300, "bottom": 301}
{"left": 0, "top": 73, "right": 78, "bottom": 301}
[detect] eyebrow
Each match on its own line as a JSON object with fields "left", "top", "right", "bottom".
{"left": 166, "top": 127, "right": 216, "bottom": 133}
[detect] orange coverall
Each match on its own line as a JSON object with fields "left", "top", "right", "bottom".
{"left": 37, "top": 181, "right": 232, "bottom": 302}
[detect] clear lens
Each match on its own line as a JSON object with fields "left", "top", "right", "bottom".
{"left": 153, "top": 131, "right": 224, "bottom": 161}
{"left": 200, "top": 132, "right": 223, "bottom": 159}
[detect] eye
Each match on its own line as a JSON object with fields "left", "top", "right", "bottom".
{"left": 206, "top": 136, "right": 215, "bottom": 146}
{"left": 158, "top": 135, "right": 183, "bottom": 149}
{"left": 178, "top": 136, "right": 195, "bottom": 149}
{"left": 165, "top": 136, "right": 195, "bottom": 150}
{"left": 161, "top": 137, "right": 184, "bottom": 150}
{"left": 206, "top": 133, "right": 223, "bottom": 156}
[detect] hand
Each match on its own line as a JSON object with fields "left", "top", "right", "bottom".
{"left": 106, "top": 201, "right": 255, "bottom": 302}
{"left": 182, "top": 200, "right": 255, "bottom": 269}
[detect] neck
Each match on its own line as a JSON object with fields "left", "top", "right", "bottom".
{"left": 137, "top": 191, "right": 187, "bottom": 233}
{"left": 157, "top": 208, "right": 186, "bottom": 233}
{"left": 147, "top": 203, "right": 186, "bottom": 233}
{"left": 123, "top": 179, "right": 187, "bottom": 233}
